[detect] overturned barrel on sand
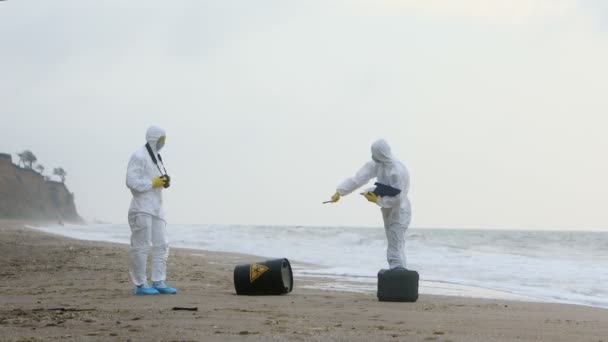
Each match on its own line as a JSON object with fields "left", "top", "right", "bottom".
{"left": 234, "top": 258, "right": 293, "bottom": 295}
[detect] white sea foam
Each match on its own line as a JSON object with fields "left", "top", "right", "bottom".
{"left": 33, "top": 223, "right": 608, "bottom": 308}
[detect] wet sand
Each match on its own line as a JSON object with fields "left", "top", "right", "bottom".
{"left": 1, "top": 219, "right": 607, "bottom": 341}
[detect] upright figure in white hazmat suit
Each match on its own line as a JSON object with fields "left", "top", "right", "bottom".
{"left": 330, "top": 139, "right": 411, "bottom": 269}
{"left": 126, "top": 126, "right": 177, "bottom": 295}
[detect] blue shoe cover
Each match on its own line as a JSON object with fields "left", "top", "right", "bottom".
{"left": 152, "top": 282, "right": 178, "bottom": 294}
{"left": 134, "top": 286, "right": 160, "bottom": 295}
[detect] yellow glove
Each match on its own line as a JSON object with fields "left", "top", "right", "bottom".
{"left": 330, "top": 192, "right": 341, "bottom": 203}
{"left": 361, "top": 192, "right": 379, "bottom": 204}
{"left": 152, "top": 176, "right": 166, "bottom": 188}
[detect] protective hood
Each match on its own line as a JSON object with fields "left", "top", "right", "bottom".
{"left": 371, "top": 139, "right": 393, "bottom": 164}
{"left": 146, "top": 126, "right": 166, "bottom": 152}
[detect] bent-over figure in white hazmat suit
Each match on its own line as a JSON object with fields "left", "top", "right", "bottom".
{"left": 336, "top": 139, "right": 411, "bottom": 269}
{"left": 126, "top": 126, "right": 176, "bottom": 295}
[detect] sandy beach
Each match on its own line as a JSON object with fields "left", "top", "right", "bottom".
{"left": 1, "top": 220, "right": 606, "bottom": 342}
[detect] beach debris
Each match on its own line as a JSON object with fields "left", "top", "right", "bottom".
{"left": 171, "top": 307, "right": 198, "bottom": 311}
{"left": 33, "top": 308, "right": 95, "bottom": 313}
{"left": 312, "top": 327, "right": 329, "bottom": 332}
{"left": 13, "top": 338, "right": 43, "bottom": 342}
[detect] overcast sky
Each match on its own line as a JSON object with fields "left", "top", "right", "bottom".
{"left": 1, "top": 0, "right": 607, "bottom": 230}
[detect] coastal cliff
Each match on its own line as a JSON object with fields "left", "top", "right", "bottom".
{"left": 0, "top": 153, "right": 82, "bottom": 223}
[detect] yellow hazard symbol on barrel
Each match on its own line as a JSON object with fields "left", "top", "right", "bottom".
{"left": 250, "top": 264, "right": 269, "bottom": 283}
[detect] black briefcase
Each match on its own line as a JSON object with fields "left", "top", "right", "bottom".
{"left": 377, "top": 268, "right": 419, "bottom": 302}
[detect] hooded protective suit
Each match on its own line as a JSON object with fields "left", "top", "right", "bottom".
{"left": 126, "top": 126, "right": 169, "bottom": 287}
{"left": 337, "top": 139, "right": 411, "bottom": 269}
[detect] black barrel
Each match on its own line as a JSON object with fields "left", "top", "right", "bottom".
{"left": 234, "top": 258, "right": 293, "bottom": 295}
{"left": 377, "top": 268, "right": 419, "bottom": 302}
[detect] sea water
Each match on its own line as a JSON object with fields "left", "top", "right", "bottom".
{"left": 34, "top": 224, "right": 608, "bottom": 308}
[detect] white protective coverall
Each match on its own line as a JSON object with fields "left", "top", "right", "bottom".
{"left": 337, "top": 139, "right": 411, "bottom": 269}
{"left": 126, "top": 126, "right": 169, "bottom": 286}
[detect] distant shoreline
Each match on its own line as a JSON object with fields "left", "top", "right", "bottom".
{"left": 0, "top": 153, "right": 82, "bottom": 222}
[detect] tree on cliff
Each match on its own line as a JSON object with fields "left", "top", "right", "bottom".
{"left": 17, "top": 150, "right": 37, "bottom": 169}
{"left": 53, "top": 167, "right": 67, "bottom": 183}
{"left": 35, "top": 164, "right": 45, "bottom": 174}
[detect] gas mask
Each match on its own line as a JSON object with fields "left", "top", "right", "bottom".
{"left": 156, "top": 136, "right": 166, "bottom": 151}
